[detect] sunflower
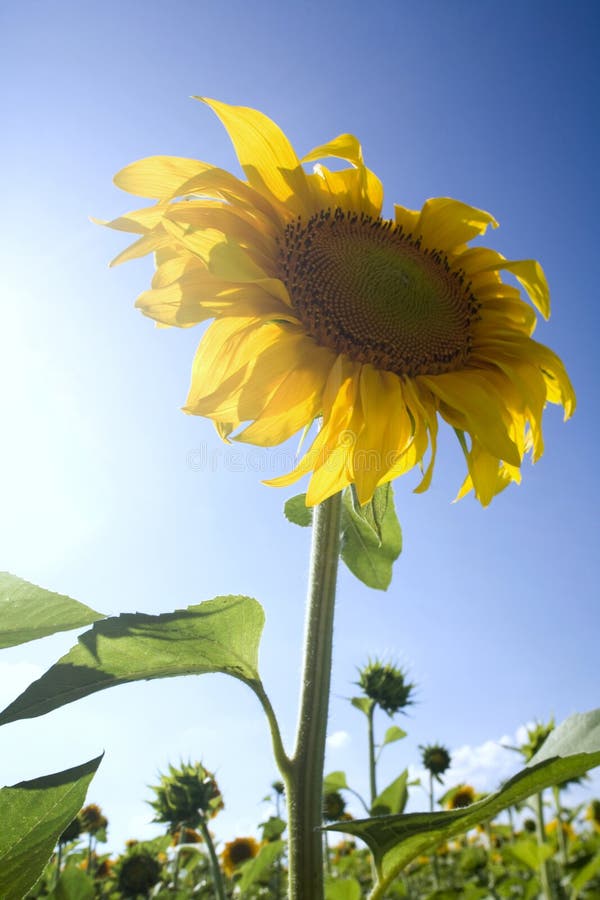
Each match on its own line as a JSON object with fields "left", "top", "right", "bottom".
{"left": 444, "top": 784, "right": 476, "bottom": 809}
{"left": 221, "top": 836, "right": 260, "bottom": 877}
{"left": 105, "top": 99, "right": 575, "bottom": 507}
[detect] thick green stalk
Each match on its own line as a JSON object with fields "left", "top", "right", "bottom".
{"left": 368, "top": 703, "right": 378, "bottom": 809}
{"left": 285, "top": 492, "right": 343, "bottom": 900}
{"left": 429, "top": 772, "right": 441, "bottom": 889}
{"left": 535, "top": 791, "right": 554, "bottom": 900}
{"left": 198, "top": 818, "right": 226, "bottom": 900}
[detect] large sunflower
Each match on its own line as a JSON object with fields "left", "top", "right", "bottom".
{"left": 106, "top": 99, "right": 575, "bottom": 507}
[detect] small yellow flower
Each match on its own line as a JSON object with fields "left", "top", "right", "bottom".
{"left": 221, "top": 836, "right": 260, "bottom": 877}
{"left": 445, "top": 784, "right": 476, "bottom": 809}
{"left": 106, "top": 100, "right": 575, "bottom": 507}
{"left": 546, "top": 818, "right": 575, "bottom": 841}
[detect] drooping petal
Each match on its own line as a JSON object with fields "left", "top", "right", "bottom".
{"left": 199, "top": 97, "right": 313, "bottom": 215}
{"left": 417, "top": 198, "right": 498, "bottom": 253}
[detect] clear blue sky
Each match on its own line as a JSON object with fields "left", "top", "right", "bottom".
{"left": 1, "top": 0, "right": 599, "bottom": 851}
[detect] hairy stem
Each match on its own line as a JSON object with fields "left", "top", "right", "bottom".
{"left": 284, "top": 492, "right": 342, "bottom": 900}
{"left": 199, "top": 818, "right": 226, "bottom": 900}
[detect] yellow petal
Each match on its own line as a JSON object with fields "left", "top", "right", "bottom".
{"left": 420, "top": 372, "right": 521, "bottom": 466}
{"left": 114, "top": 156, "right": 212, "bottom": 198}
{"left": 109, "top": 229, "right": 173, "bottom": 266}
{"left": 198, "top": 97, "right": 313, "bottom": 215}
{"left": 394, "top": 204, "right": 420, "bottom": 234}
{"left": 417, "top": 198, "right": 498, "bottom": 252}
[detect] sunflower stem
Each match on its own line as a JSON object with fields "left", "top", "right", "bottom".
{"left": 284, "top": 491, "right": 342, "bottom": 900}
{"left": 198, "top": 817, "right": 226, "bottom": 900}
{"left": 368, "top": 703, "right": 378, "bottom": 809}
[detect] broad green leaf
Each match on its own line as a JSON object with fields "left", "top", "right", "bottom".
{"left": 284, "top": 494, "right": 312, "bottom": 527}
{"left": 237, "top": 840, "right": 284, "bottom": 891}
{"left": 0, "top": 755, "right": 102, "bottom": 900}
{"left": 340, "top": 484, "right": 402, "bottom": 590}
{"left": 0, "top": 596, "right": 263, "bottom": 725}
{"left": 323, "top": 771, "right": 350, "bottom": 793}
{"left": 54, "top": 866, "right": 95, "bottom": 899}
{"left": 571, "top": 848, "right": 600, "bottom": 895}
{"left": 381, "top": 726, "right": 407, "bottom": 748}
{"left": 502, "top": 837, "right": 553, "bottom": 871}
{"left": 325, "top": 709, "right": 600, "bottom": 895}
{"left": 260, "top": 815, "right": 286, "bottom": 841}
{"left": 351, "top": 696, "right": 374, "bottom": 716}
{"left": 348, "top": 483, "right": 390, "bottom": 545}
{"left": 371, "top": 771, "right": 409, "bottom": 817}
{"left": 0, "top": 573, "right": 103, "bottom": 649}
{"left": 325, "top": 876, "right": 362, "bottom": 900}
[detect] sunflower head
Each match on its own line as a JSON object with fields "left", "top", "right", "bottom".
{"left": 322, "top": 790, "right": 347, "bottom": 823}
{"left": 171, "top": 826, "right": 202, "bottom": 845}
{"left": 221, "top": 836, "right": 260, "bottom": 877}
{"left": 523, "top": 817, "right": 537, "bottom": 834}
{"left": 79, "top": 804, "right": 108, "bottom": 836}
{"left": 58, "top": 815, "right": 82, "bottom": 845}
{"left": 357, "top": 659, "right": 415, "bottom": 716}
{"left": 106, "top": 99, "right": 575, "bottom": 508}
{"left": 518, "top": 719, "right": 555, "bottom": 763}
{"left": 116, "top": 849, "right": 162, "bottom": 896}
{"left": 444, "top": 784, "right": 476, "bottom": 810}
{"left": 149, "top": 760, "right": 223, "bottom": 829}
{"left": 420, "top": 743, "right": 451, "bottom": 781}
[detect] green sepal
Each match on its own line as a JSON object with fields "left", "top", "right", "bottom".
{"left": 340, "top": 484, "right": 402, "bottom": 591}
{"left": 0, "top": 755, "right": 102, "bottom": 900}
{"left": 324, "top": 709, "right": 600, "bottom": 890}
{"left": 0, "top": 572, "right": 104, "bottom": 649}
{"left": 0, "top": 595, "right": 264, "bottom": 725}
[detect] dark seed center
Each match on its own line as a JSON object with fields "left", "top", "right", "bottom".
{"left": 277, "top": 208, "right": 479, "bottom": 376}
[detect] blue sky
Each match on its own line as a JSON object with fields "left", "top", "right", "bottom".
{"left": 1, "top": 0, "right": 599, "bottom": 852}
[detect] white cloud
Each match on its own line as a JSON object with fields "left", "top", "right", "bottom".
{"left": 327, "top": 730, "right": 350, "bottom": 750}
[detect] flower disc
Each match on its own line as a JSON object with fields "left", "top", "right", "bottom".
{"left": 279, "top": 209, "right": 478, "bottom": 377}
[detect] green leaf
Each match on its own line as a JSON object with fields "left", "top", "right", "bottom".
{"left": 502, "top": 838, "right": 554, "bottom": 871}
{"left": 381, "top": 726, "right": 407, "bottom": 748}
{"left": 324, "top": 708, "right": 600, "bottom": 893}
{"left": 340, "top": 484, "right": 402, "bottom": 591}
{"left": 348, "top": 483, "right": 389, "bottom": 545}
{"left": 260, "top": 815, "right": 286, "bottom": 841}
{"left": 0, "top": 755, "right": 102, "bottom": 900}
{"left": 323, "top": 771, "right": 350, "bottom": 793}
{"left": 0, "top": 595, "right": 264, "bottom": 725}
{"left": 351, "top": 696, "right": 374, "bottom": 716}
{"left": 237, "top": 840, "right": 285, "bottom": 891}
{"left": 371, "top": 770, "right": 409, "bottom": 817}
{"left": 0, "top": 573, "right": 103, "bottom": 649}
{"left": 325, "top": 876, "right": 362, "bottom": 900}
{"left": 284, "top": 494, "right": 313, "bottom": 527}
{"left": 53, "top": 866, "right": 95, "bottom": 900}
{"left": 571, "top": 849, "right": 600, "bottom": 895}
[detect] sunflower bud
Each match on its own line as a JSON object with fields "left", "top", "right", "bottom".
{"left": 149, "top": 760, "right": 224, "bottom": 830}
{"left": 420, "top": 743, "right": 451, "bottom": 780}
{"left": 357, "top": 659, "right": 415, "bottom": 716}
